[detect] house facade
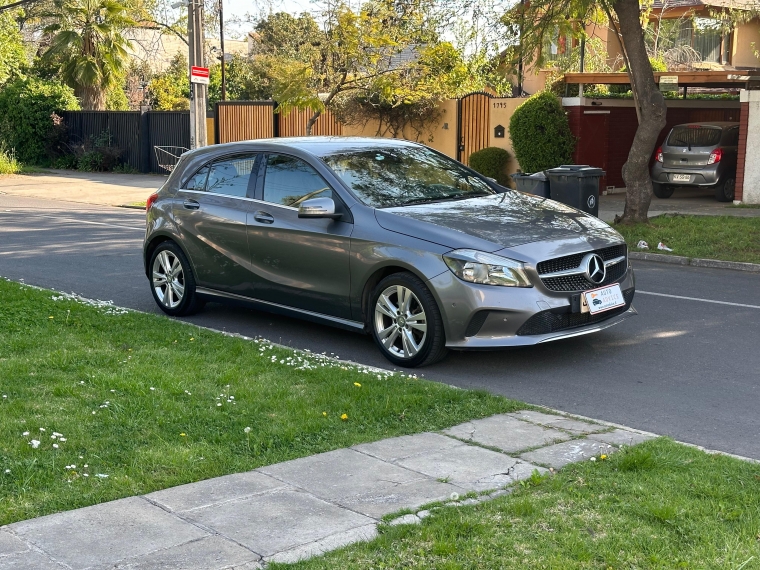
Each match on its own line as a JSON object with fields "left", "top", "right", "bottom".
{"left": 518, "top": 0, "right": 760, "bottom": 95}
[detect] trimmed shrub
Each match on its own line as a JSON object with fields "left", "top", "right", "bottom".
{"left": 468, "top": 147, "right": 512, "bottom": 186}
{"left": 0, "top": 78, "right": 79, "bottom": 164}
{"left": 509, "top": 91, "right": 575, "bottom": 173}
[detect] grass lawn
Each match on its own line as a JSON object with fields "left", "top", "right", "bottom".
{"left": 615, "top": 214, "right": 760, "bottom": 264}
{"left": 0, "top": 278, "right": 523, "bottom": 525}
{"left": 277, "top": 439, "right": 760, "bottom": 570}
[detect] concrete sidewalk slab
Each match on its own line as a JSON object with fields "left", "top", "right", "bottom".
{"left": 181, "top": 488, "right": 371, "bottom": 557}
{"left": 395, "top": 444, "right": 543, "bottom": 492}
{"left": 7, "top": 497, "right": 208, "bottom": 569}
{"left": 0, "top": 411, "right": 658, "bottom": 569}
{"left": 105, "top": 536, "right": 261, "bottom": 570}
{"left": 260, "top": 448, "right": 459, "bottom": 518}
{"left": 507, "top": 410, "right": 606, "bottom": 435}
{"left": 589, "top": 428, "right": 656, "bottom": 447}
{"left": 519, "top": 439, "right": 616, "bottom": 469}
{"left": 444, "top": 414, "right": 571, "bottom": 453}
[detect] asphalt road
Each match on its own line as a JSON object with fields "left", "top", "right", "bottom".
{"left": 2, "top": 194, "right": 759, "bottom": 460}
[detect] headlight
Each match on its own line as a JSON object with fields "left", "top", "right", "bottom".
{"left": 443, "top": 249, "right": 532, "bottom": 287}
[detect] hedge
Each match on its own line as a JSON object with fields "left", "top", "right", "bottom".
{"left": 0, "top": 78, "right": 79, "bottom": 164}
{"left": 468, "top": 147, "right": 511, "bottom": 186}
{"left": 508, "top": 91, "right": 575, "bottom": 174}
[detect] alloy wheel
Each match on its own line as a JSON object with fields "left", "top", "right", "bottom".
{"left": 152, "top": 250, "right": 185, "bottom": 309}
{"left": 374, "top": 285, "right": 428, "bottom": 359}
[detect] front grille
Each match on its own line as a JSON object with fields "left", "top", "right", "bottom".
{"left": 516, "top": 289, "right": 635, "bottom": 336}
{"left": 538, "top": 244, "right": 627, "bottom": 292}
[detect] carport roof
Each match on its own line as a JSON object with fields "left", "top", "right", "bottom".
{"left": 564, "top": 70, "right": 756, "bottom": 88}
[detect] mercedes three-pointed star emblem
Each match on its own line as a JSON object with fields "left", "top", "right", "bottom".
{"left": 583, "top": 253, "right": 606, "bottom": 284}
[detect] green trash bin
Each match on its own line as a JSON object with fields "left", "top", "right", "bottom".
{"left": 511, "top": 172, "right": 550, "bottom": 198}
{"left": 545, "top": 165, "right": 604, "bottom": 217}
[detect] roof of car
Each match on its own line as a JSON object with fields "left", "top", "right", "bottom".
{"left": 672, "top": 122, "right": 739, "bottom": 128}
{"left": 182, "top": 137, "right": 424, "bottom": 162}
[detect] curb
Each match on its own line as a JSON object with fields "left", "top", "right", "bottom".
{"left": 114, "top": 204, "right": 146, "bottom": 210}
{"left": 629, "top": 251, "right": 760, "bottom": 273}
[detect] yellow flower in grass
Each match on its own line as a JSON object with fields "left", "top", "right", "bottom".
{"left": 354, "top": 382, "right": 361, "bottom": 387}
{"left": 341, "top": 413, "right": 348, "bottom": 421}
{"left": 600, "top": 454, "right": 608, "bottom": 460}
{"left": 322, "top": 412, "right": 327, "bottom": 417}
{"left": 180, "top": 433, "right": 186, "bottom": 437}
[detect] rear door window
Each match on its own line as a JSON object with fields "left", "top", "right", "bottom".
{"left": 667, "top": 126, "right": 722, "bottom": 147}
{"left": 206, "top": 155, "right": 258, "bottom": 197}
{"left": 184, "top": 166, "right": 209, "bottom": 191}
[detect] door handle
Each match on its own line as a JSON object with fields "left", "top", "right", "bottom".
{"left": 253, "top": 211, "right": 274, "bottom": 224}
{"left": 183, "top": 199, "right": 200, "bottom": 210}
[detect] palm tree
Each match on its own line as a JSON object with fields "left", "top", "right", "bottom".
{"left": 42, "top": 0, "right": 134, "bottom": 110}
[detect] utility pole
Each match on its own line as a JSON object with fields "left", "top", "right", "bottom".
{"left": 187, "top": 0, "right": 208, "bottom": 149}
{"left": 219, "top": 0, "right": 226, "bottom": 101}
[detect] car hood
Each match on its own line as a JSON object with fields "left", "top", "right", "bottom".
{"left": 375, "top": 192, "right": 622, "bottom": 253}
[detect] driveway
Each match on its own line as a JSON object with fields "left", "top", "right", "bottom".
{"left": 0, "top": 169, "right": 166, "bottom": 207}
{"left": 1, "top": 194, "right": 759, "bottom": 460}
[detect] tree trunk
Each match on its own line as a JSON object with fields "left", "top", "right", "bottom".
{"left": 305, "top": 109, "right": 322, "bottom": 135}
{"left": 613, "top": 0, "right": 667, "bottom": 224}
{"left": 77, "top": 86, "right": 106, "bottom": 111}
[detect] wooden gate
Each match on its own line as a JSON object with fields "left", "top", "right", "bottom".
{"left": 278, "top": 108, "right": 343, "bottom": 137}
{"left": 457, "top": 92, "right": 493, "bottom": 164}
{"left": 215, "top": 101, "right": 277, "bottom": 143}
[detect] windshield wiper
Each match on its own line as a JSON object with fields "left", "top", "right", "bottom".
{"left": 400, "top": 196, "right": 456, "bottom": 206}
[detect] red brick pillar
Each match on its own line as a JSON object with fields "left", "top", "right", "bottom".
{"left": 735, "top": 100, "right": 749, "bottom": 203}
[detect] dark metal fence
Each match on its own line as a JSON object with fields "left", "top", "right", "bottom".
{"left": 60, "top": 110, "right": 190, "bottom": 174}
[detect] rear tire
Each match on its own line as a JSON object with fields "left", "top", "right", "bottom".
{"left": 149, "top": 241, "right": 205, "bottom": 316}
{"left": 369, "top": 272, "right": 448, "bottom": 368}
{"left": 652, "top": 183, "right": 675, "bottom": 199}
{"left": 714, "top": 176, "right": 735, "bottom": 202}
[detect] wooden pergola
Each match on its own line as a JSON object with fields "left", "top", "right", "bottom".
{"left": 564, "top": 70, "right": 757, "bottom": 96}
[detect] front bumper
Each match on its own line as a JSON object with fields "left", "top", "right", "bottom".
{"left": 429, "top": 263, "right": 636, "bottom": 349}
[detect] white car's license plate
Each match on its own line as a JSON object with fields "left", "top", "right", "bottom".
{"left": 671, "top": 174, "right": 691, "bottom": 182}
{"left": 583, "top": 284, "right": 626, "bottom": 315}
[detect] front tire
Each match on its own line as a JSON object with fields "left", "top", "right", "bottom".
{"left": 652, "top": 182, "right": 675, "bottom": 199}
{"left": 714, "top": 176, "right": 735, "bottom": 202}
{"left": 369, "top": 273, "right": 448, "bottom": 368}
{"left": 149, "top": 241, "right": 205, "bottom": 316}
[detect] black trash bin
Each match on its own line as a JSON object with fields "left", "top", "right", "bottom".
{"left": 511, "top": 171, "right": 550, "bottom": 198}
{"left": 545, "top": 165, "right": 605, "bottom": 217}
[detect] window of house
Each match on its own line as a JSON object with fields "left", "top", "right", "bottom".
{"left": 676, "top": 18, "right": 731, "bottom": 64}
{"left": 543, "top": 29, "right": 573, "bottom": 62}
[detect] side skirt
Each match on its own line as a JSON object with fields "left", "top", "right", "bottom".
{"left": 195, "top": 287, "right": 367, "bottom": 333}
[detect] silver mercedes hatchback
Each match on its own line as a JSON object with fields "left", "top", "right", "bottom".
{"left": 144, "top": 137, "right": 635, "bottom": 367}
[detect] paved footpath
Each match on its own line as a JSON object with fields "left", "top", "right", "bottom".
{"left": 0, "top": 410, "right": 653, "bottom": 570}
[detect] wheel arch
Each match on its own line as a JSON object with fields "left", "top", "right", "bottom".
{"left": 360, "top": 263, "right": 442, "bottom": 326}
{"left": 144, "top": 234, "right": 196, "bottom": 279}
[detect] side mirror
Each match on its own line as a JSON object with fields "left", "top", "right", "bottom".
{"left": 298, "top": 197, "right": 342, "bottom": 219}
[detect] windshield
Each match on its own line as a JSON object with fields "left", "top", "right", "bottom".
{"left": 321, "top": 146, "right": 497, "bottom": 208}
{"left": 667, "top": 126, "right": 722, "bottom": 148}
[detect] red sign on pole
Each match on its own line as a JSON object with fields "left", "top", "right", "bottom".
{"left": 190, "top": 66, "right": 210, "bottom": 85}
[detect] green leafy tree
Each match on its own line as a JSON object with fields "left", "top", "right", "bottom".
{"left": 147, "top": 53, "right": 189, "bottom": 110}
{"left": 0, "top": 77, "right": 79, "bottom": 164}
{"left": 250, "top": 12, "right": 322, "bottom": 59}
{"left": 41, "top": 0, "right": 135, "bottom": 110}
{"left": 271, "top": 0, "right": 461, "bottom": 135}
{"left": 0, "top": 4, "right": 27, "bottom": 85}
{"left": 503, "top": 0, "right": 667, "bottom": 223}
